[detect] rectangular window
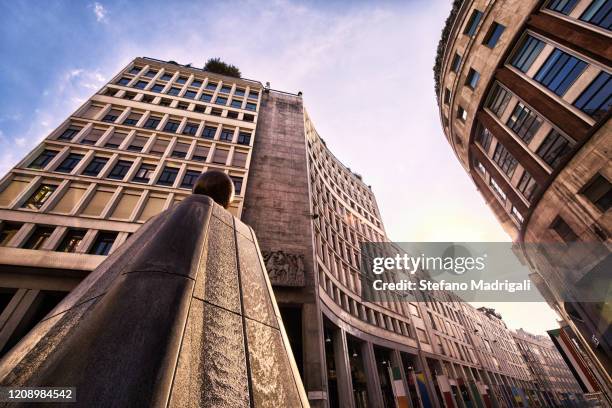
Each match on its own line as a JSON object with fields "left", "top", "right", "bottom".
{"left": 141, "top": 95, "right": 155, "bottom": 103}
{"left": 200, "top": 93, "right": 213, "bottom": 102}
{"left": 102, "top": 109, "right": 122, "bottom": 123}
{"left": 129, "top": 67, "right": 141, "bottom": 74}
{"left": 517, "top": 171, "right": 539, "bottom": 201}
{"left": 245, "top": 103, "right": 256, "bottom": 111}
{"left": 181, "top": 170, "right": 201, "bottom": 189}
{"left": 219, "top": 129, "right": 234, "bottom": 142}
{"left": 191, "top": 80, "right": 203, "bottom": 88}
{"left": 243, "top": 114, "right": 254, "bottom": 122}
{"left": 159, "top": 98, "right": 172, "bottom": 107}
{"left": 457, "top": 106, "right": 468, "bottom": 121}
{"left": 0, "top": 222, "right": 22, "bottom": 246}
{"left": 227, "top": 111, "right": 239, "bottom": 119}
{"left": 215, "top": 97, "right": 228, "bottom": 105}
{"left": 150, "top": 139, "right": 169, "bottom": 156}
{"left": 29, "top": 150, "right": 58, "bottom": 169}
{"left": 579, "top": 0, "right": 612, "bottom": 30}
{"left": 56, "top": 153, "right": 84, "bottom": 173}
{"left": 536, "top": 129, "right": 573, "bottom": 168}
{"left": 231, "top": 176, "right": 243, "bottom": 195}
{"left": 451, "top": 53, "right": 462, "bottom": 73}
{"left": 22, "top": 226, "right": 55, "bottom": 250}
{"left": 122, "top": 112, "right": 142, "bottom": 126}
{"left": 220, "top": 85, "right": 232, "bottom": 94}
{"left": 210, "top": 108, "right": 222, "bottom": 116}
{"left": 248, "top": 91, "right": 259, "bottom": 99}
{"left": 232, "top": 151, "right": 248, "bottom": 167}
{"left": 231, "top": 99, "right": 242, "bottom": 108}
{"left": 164, "top": 120, "right": 181, "bottom": 133}
{"left": 483, "top": 22, "right": 505, "bottom": 48}
{"left": 56, "top": 229, "right": 86, "bottom": 253}
{"left": 535, "top": 48, "right": 587, "bottom": 96}
{"left": 117, "top": 77, "right": 130, "bottom": 86}
{"left": 506, "top": 102, "right": 543, "bottom": 143}
{"left": 83, "top": 157, "right": 108, "bottom": 177}
{"left": 443, "top": 88, "right": 451, "bottom": 105}
{"left": 463, "top": 10, "right": 483, "bottom": 36}
{"left": 171, "top": 142, "right": 190, "bottom": 159}
{"left": 194, "top": 105, "right": 206, "bottom": 113}
{"left": 133, "top": 164, "right": 156, "bottom": 183}
{"left": 89, "top": 231, "right": 118, "bottom": 255}
{"left": 573, "top": 71, "right": 611, "bottom": 120}
{"left": 192, "top": 145, "right": 209, "bottom": 162}
{"left": 144, "top": 70, "right": 157, "bottom": 78}
{"left": 489, "top": 177, "right": 507, "bottom": 201}
{"left": 127, "top": 135, "right": 148, "bottom": 152}
{"left": 511, "top": 35, "right": 545, "bottom": 73}
{"left": 475, "top": 123, "right": 493, "bottom": 151}
{"left": 157, "top": 166, "right": 179, "bottom": 186}
{"left": 182, "top": 122, "right": 199, "bottom": 136}
{"left": 486, "top": 83, "right": 512, "bottom": 117}
{"left": 581, "top": 173, "right": 611, "bottom": 211}
{"left": 58, "top": 126, "right": 81, "bottom": 141}
{"left": 107, "top": 160, "right": 132, "bottom": 180}
{"left": 237, "top": 132, "right": 251, "bottom": 145}
{"left": 234, "top": 88, "right": 245, "bottom": 96}
{"left": 465, "top": 68, "right": 481, "bottom": 89}
{"left": 206, "top": 82, "right": 217, "bottom": 90}
{"left": 167, "top": 87, "right": 181, "bottom": 96}
{"left": 134, "top": 81, "right": 148, "bottom": 90}
{"left": 160, "top": 73, "right": 173, "bottom": 81}
{"left": 151, "top": 84, "right": 164, "bottom": 93}
{"left": 213, "top": 149, "right": 229, "bottom": 165}
{"left": 547, "top": 0, "right": 578, "bottom": 14}
{"left": 511, "top": 206, "right": 524, "bottom": 223}
{"left": 143, "top": 116, "right": 161, "bottom": 129}
{"left": 105, "top": 131, "right": 127, "bottom": 149}
{"left": 176, "top": 76, "right": 187, "bottom": 84}
{"left": 550, "top": 216, "right": 578, "bottom": 242}
{"left": 202, "top": 126, "right": 217, "bottom": 139}
{"left": 184, "top": 90, "right": 197, "bottom": 99}
{"left": 493, "top": 143, "right": 518, "bottom": 177}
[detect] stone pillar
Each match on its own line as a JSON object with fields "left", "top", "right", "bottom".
{"left": 418, "top": 352, "right": 443, "bottom": 408}
{"left": 0, "top": 289, "right": 40, "bottom": 352}
{"left": 333, "top": 328, "right": 355, "bottom": 408}
{"left": 361, "top": 341, "right": 384, "bottom": 407}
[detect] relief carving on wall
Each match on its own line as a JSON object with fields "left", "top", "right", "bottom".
{"left": 262, "top": 251, "right": 306, "bottom": 287}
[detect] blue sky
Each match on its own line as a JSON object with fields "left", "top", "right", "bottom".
{"left": 0, "top": 0, "right": 558, "bottom": 333}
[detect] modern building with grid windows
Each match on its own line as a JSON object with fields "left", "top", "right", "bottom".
{"left": 435, "top": 0, "right": 611, "bottom": 403}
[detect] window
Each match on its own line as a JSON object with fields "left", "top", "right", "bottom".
{"left": 176, "top": 76, "right": 187, "bottom": 84}
{"left": 210, "top": 108, "right": 222, "bottom": 116}
{"left": 56, "top": 153, "right": 84, "bottom": 173}
{"left": 143, "top": 116, "right": 161, "bottom": 129}
{"left": 160, "top": 73, "right": 173, "bottom": 81}
{"left": 83, "top": 157, "right": 108, "bottom": 177}
{"left": 141, "top": 95, "right": 155, "bottom": 103}
{"left": 133, "top": 164, "right": 156, "bottom": 183}
{"left": 191, "top": 80, "right": 202, "bottom": 88}
{"left": 489, "top": 177, "right": 507, "bottom": 201}
{"left": 535, "top": 49, "right": 587, "bottom": 96}
{"left": 129, "top": 66, "right": 141, "bottom": 74}
{"left": 181, "top": 170, "right": 201, "bottom": 189}
{"left": 581, "top": 173, "right": 611, "bottom": 211}
{"left": 123, "top": 92, "right": 136, "bottom": 100}
{"left": 517, "top": 171, "right": 539, "bottom": 201}
{"left": 493, "top": 144, "right": 518, "bottom": 177}
{"left": 457, "top": 106, "right": 468, "bottom": 121}
{"left": 117, "top": 77, "right": 130, "bottom": 85}
{"left": 231, "top": 99, "right": 242, "bottom": 108}
{"left": 182, "top": 122, "right": 199, "bottom": 136}
{"left": 206, "top": 82, "right": 217, "bottom": 90}
{"left": 128, "top": 136, "right": 148, "bottom": 152}
{"left": 192, "top": 145, "right": 209, "bottom": 162}
{"left": 215, "top": 96, "right": 227, "bottom": 105}
{"left": 58, "top": 127, "right": 81, "bottom": 141}
{"left": 245, "top": 103, "right": 256, "bottom": 111}
{"left": 550, "top": 216, "right": 578, "bottom": 242}
{"left": 580, "top": 0, "right": 612, "bottom": 30}
{"left": 122, "top": 113, "right": 142, "bottom": 126}
{"left": 89, "top": 231, "right": 118, "bottom": 255}
{"left": 451, "top": 53, "right": 462, "bottom": 73}
{"left": 231, "top": 176, "right": 243, "bottom": 195}
{"left": 107, "top": 160, "right": 132, "bottom": 180}
{"left": 234, "top": 88, "right": 245, "bottom": 97}
{"left": 213, "top": 148, "right": 229, "bottom": 165}
{"left": 22, "top": 226, "right": 55, "bottom": 250}
{"left": 219, "top": 128, "right": 234, "bottom": 142}
{"left": 220, "top": 85, "right": 232, "bottom": 94}
{"left": 200, "top": 93, "right": 213, "bottom": 102}
{"left": 243, "top": 114, "right": 254, "bottom": 122}
{"left": 151, "top": 84, "right": 164, "bottom": 93}
{"left": 143, "top": 70, "right": 157, "bottom": 78}
{"left": 483, "top": 22, "right": 505, "bottom": 48}
{"left": 105, "top": 131, "right": 127, "bottom": 149}
{"left": 159, "top": 98, "right": 172, "bottom": 107}
{"left": 487, "top": 83, "right": 512, "bottom": 117}
{"left": 202, "top": 126, "right": 217, "bottom": 139}
{"left": 150, "top": 139, "right": 169, "bottom": 156}
{"left": 248, "top": 91, "right": 259, "bottom": 99}
{"left": 464, "top": 10, "right": 483, "bottom": 36}
{"left": 237, "top": 132, "right": 251, "bottom": 145}
{"left": 511, "top": 36, "right": 545, "bottom": 73}
{"left": 232, "top": 151, "right": 248, "bottom": 167}
{"left": 184, "top": 90, "right": 197, "bottom": 99}
{"left": 56, "top": 229, "right": 85, "bottom": 253}
{"left": 536, "top": 129, "right": 573, "bottom": 168}
{"left": 29, "top": 150, "right": 58, "bottom": 169}
{"left": 547, "top": 0, "right": 578, "bottom": 14}
{"left": 164, "top": 120, "right": 181, "bottom": 133}
{"left": 134, "top": 81, "right": 148, "bottom": 90}
{"left": 573, "top": 71, "right": 611, "bottom": 120}
{"left": 475, "top": 160, "right": 487, "bottom": 175}
{"left": 506, "top": 102, "right": 542, "bottom": 143}
{"left": 171, "top": 142, "right": 190, "bottom": 158}
{"left": 194, "top": 105, "right": 206, "bottom": 113}
{"left": 102, "top": 109, "right": 122, "bottom": 123}
{"left": 167, "top": 87, "right": 181, "bottom": 96}
{"left": 465, "top": 68, "right": 480, "bottom": 89}
{"left": 0, "top": 222, "right": 22, "bottom": 246}
{"left": 227, "top": 111, "right": 239, "bottom": 119}
{"left": 443, "top": 88, "right": 451, "bottom": 105}
{"left": 157, "top": 166, "right": 179, "bottom": 186}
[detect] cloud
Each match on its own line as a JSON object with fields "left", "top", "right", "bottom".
{"left": 92, "top": 2, "right": 107, "bottom": 22}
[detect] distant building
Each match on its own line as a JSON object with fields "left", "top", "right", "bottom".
{"left": 435, "top": 0, "right": 611, "bottom": 401}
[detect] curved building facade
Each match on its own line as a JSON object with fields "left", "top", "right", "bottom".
{"left": 435, "top": 0, "right": 611, "bottom": 401}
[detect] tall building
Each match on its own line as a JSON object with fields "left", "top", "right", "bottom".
{"left": 434, "top": 0, "right": 611, "bottom": 401}
{"left": 0, "top": 56, "right": 588, "bottom": 407}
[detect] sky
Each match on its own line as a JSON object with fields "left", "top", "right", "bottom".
{"left": 0, "top": 0, "right": 559, "bottom": 334}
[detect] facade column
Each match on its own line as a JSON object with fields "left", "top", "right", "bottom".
{"left": 390, "top": 349, "right": 412, "bottom": 407}
{"left": 333, "top": 328, "right": 355, "bottom": 408}
{"left": 418, "top": 352, "right": 442, "bottom": 408}
{"left": 0, "top": 289, "right": 41, "bottom": 352}
{"left": 303, "top": 303, "right": 328, "bottom": 408}
{"left": 360, "top": 341, "right": 384, "bottom": 407}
